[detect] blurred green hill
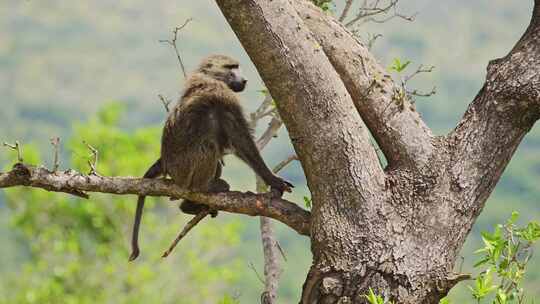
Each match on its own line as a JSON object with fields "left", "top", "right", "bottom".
{"left": 0, "top": 1, "right": 538, "bottom": 303}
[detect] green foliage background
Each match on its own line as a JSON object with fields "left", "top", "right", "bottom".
{"left": 0, "top": 0, "right": 538, "bottom": 303}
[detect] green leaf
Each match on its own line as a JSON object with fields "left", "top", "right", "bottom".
{"left": 508, "top": 211, "right": 520, "bottom": 224}
{"left": 516, "top": 222, "right": 540, "bottom": 242}
{"left": 303, "top": 196, "right": 312, "bottom": 209}
{"left": 364, "top": 288, "right": 385, "bottom": 304}
{"left": 439, "top": 297, "right": 451, "bottom": 304}
{"left": 218, "top": 294, "right": 240, "bottom": 304}
{"left": 468, "top": 269, "right": 497, "bottom": 300}
{"left": 496, "top": 288, "right": 508, "bottom": 304}
{"left": 473, "top": 257, "right": 490, "bottom": 268}
{"left": 389, "top": 58, "right": 411, "bottom": 73}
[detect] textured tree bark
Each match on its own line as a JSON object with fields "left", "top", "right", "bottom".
{"left": 0, "top": 1, "right": 537, "bottom": 303}
{"left": 215, "top": 0, "right": 540, "bottom": 303}
{"left": 0, "top": 163, "right": 311, "bottom": 235}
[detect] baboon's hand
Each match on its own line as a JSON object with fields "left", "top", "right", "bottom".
{"left": 269, "top": 175, "right": 294, "bottom": 197}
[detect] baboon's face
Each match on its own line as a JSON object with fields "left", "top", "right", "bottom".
{"left": 199, "top": 55, "right": 248, "bottom": 92}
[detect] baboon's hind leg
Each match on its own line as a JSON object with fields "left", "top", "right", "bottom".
{"left": 180, "top": 156, "right": 228, "bottom": 217}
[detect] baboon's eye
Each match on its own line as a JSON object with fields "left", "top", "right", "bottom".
{"left": 223, "top": 64, "right": 239, "bottom": 69}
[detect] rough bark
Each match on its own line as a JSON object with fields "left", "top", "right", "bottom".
{"left": 215, "top": 0, "right": 540, "bottom": 303}
{"left": 1, "top": 1, "right": 538, "bottom": 303}
{"left": 293, "top": 0, "right": 434, "bottom": 169}
{"left": 0, "top": 163, "right": 310, "bottom": 236}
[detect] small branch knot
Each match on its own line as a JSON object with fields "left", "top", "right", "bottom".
{"left": 436, "top": 273, "right": 472, "bottom": 294}
{"left": 321, "top": 276, "right": 343, "bottom": 296}
{"left": 13, "top": 162, "right": 31, "bottom": 178}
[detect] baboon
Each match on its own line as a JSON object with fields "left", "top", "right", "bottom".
{"left": 129, "top": 55, "right": 293, "bottom": 261}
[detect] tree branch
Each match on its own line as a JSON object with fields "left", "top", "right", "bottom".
{"left": 447, "top": 0, "right": 540, "bottom": 215}
{"left": 338, "top": 0, "right": 354, "bottom": 22}
{"left": 0, "top": 163, "right": 311, "bottom": 236}
{"left": 216, "top": 0, "right": 386, "bottom": 212}
{"left": 293, "top": 0, "right": 434, "bottom": 169}
{"left": 256, "top": 154, "right": 297, "bottom": 304}
{"left": 256, "top": 117, "right": 282, "bottom": 150}
{"left": 162, "top": 210, "right": 210, "bottom": 258}
{"left": 159, "top": 18, "right": 193, "bottom": 78}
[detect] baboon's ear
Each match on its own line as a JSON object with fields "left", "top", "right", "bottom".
{"left": 204, "top": 63, "right": 213, "bottom": 68}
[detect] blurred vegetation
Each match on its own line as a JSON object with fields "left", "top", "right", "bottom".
{"left": 0, "top": 0, "right": 538, "bottom": 303}
{"left": 0, "top": 105, "right": 245, "bottom": 304}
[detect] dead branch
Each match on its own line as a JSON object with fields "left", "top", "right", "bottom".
{"left": 257, "top": 177, "right": 282, "bottom": 304}
{"left": 250, "top": 92, "right": 295, "bottom": 304}
{"left": 344, "top": 0, "right": 416, "bottom": 28}
{"left": 249, "top": 261, "right": 266, "bottom": 285}
{"left": 0, "top": 163, "right": 310, "bottom": 235}
{"left": 249, "top": 91, "right": 274, "bottom": 129}
{"left": 367, "top": 33, "right": 383, "bottom": 50}
{"left": 157, "top": 94, "right": 172, "bottom": 112}
{"left": 401, "top": 64, "right": 437, "bottom": 99}
{"left": 403, "top": 64, "right": 435, "bottom": 84}
{"left": 256, "top": 118, "right": 283, "bottom": 150}
{"left": 50, "top": 137, "right": 60, "bottom": 172}
{"left": 3, "top": 141, "right": 23, "bottom": 162}
{"left": 339, "top": 0, "right": 354, "bottom": 22}
{"left": 273, "top": 155, "right": 298, "bottom": 173}
{"left": 159, "top": 18, "right": 193, "bottom": 78}
{"left": 82, "top": 141, "right": 99, "bottom": 175}
{"left": 162, "top": 210, "right": 210, "bottom": 258}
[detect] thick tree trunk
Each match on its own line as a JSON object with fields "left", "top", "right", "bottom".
{"left": 216, "top": 1, "right": 540, "bottom": 303}
{"left": 0, "top": 1, "right": 536, "bottom": 303}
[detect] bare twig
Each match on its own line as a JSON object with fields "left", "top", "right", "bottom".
{"left": 365, "top": 10, "right": 417, "bottom": 24}
{"left": 407, "top": 86, "right": 437, "bottom": 98}
{"left": 275, "top": 241, "right": 287, "bottom": 262}
{"left": 159, "top": 18, "right": 193, "bottom": 79}
{"left": 157, "top": 94, "right": 172, "bottom": 112}
{"left": 367, "top": 33, "right": 383, "bottom": 50}
{"left": 256, "top": 118, "right": 283, "bottom": 150}
{"left": 50, "top": 137, "right": 60, "bottom": 172}
{"left": 344, "top": 0, "right": 416, "bottom": 28}
{"left": 273, "top": 155, "right": 298, "bottom": 173}
{"left": 401, "top": 65, "right": 437, "bottom": 99}
{"left": 403, "top": 64, "right": 435, "bottom": 84}
{"left": 162, "top": 210, "right": 209, "bottom": 258}
{"left": 339, "top": 0, "right": 354, "bottom": 22}
{"left": 82, "top": 141, "right": 99, "bottom": 175}
{"left": 248, "top": 261, "right": 266, "bottom": 285}
{"left": 249, "top": 92, "right": 274, "bottom": 129}
{"left": 3, "top": 141, "right": 23, "bottom": 162}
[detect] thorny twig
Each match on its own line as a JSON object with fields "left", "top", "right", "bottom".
{"left": 158, "top": 94, "right": 172, "bottom": 113}
{"left": 82, "top": 141, "right": 99, "bottom": 175}
{"left": 3, "top": 141, "right": 23, "bottom": 162}
{"left": 162, "top": 209, "right": 210, "bottom": 258}
{"left": 159, "top": 18, "right": 193, "bottom": 79}
{"left": 50, "top": 137, "right": 60, "bottom": 172}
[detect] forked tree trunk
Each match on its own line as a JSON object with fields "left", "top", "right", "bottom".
{"left": 215, "top": 1, "right": 540, "bottom": 303}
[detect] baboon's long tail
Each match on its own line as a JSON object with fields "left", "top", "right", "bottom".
{"left": 129, "top": 158, "right": 162, "bottom": 261}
